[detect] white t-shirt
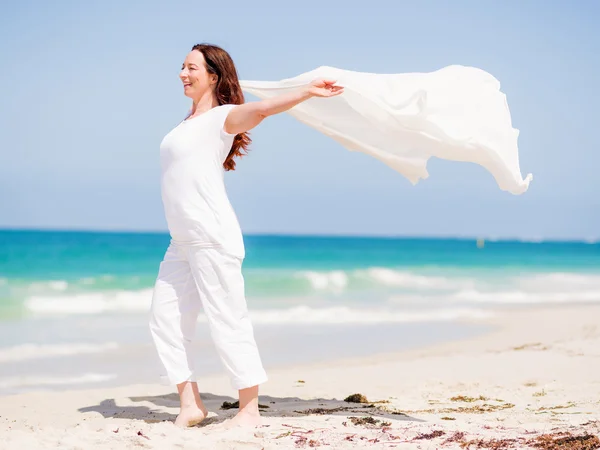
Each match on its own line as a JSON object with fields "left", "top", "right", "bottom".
{"left": 159, "top": 104, "right": 245, "bottom": 258}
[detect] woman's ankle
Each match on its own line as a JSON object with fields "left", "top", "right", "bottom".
{"left": 238, "top": 385, "right": 260, "bottom": 411}
{"left": 177, "top": 381, "right": 205, "bottom": 410}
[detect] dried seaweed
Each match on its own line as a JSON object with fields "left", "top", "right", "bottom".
{"left": 414, "top": 430, "right": 446, "bottom": 440}
{"left": 455, "top": 432, "right": 600, "bottom": 450}
{"left": 349, "top": 416, "right": 379, "bottom": 426}
{"left": 532, "top": 432, "right": 600, "bottom": 450}
{"left": 536, "top": 403, "right": 577, "bottom": 412}
{"left": 294, "top": 406, "right": 354, "bottom": 415}
{"left": 344, "top": 393, "right": 369, "bottom": 403}
{"left": 513, "top": 343, "right": 549, "bottom": 351}
{"left": 220, "top": 400, "right": 270, "bottom": 410}
{"left": 459, "top": 437, "right": 518, "bottom": 449}
{"left": 451, "top": 395, "right": 489, "bottom": 402}
{"left": 408, "top": 403, "right": 515, "bottom": 415}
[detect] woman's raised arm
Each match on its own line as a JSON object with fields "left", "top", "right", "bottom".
{"left": 223, "top": 78, "right": 343, "bottom": 135}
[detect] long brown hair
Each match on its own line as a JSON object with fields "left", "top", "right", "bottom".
{"left": 192, "top": 43, "right": 250, "bottom": 171}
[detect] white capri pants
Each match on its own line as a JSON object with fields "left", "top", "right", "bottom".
{"left": 149, "top": 243, "right": 268, "bottom": 390}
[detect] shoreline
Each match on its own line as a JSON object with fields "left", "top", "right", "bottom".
{"left": 2, "top": 304, "right": 599, "bottom": 448}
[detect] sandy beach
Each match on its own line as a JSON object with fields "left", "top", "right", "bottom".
{"left": 1, "top": 305, "right": 598, "bottom": 449}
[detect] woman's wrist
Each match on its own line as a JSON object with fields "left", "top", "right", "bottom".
{"left": 301, "top": 86, "right": 314, "bottom": 100}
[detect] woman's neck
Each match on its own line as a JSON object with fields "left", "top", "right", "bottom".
{"left": 190, "top": 92, "right": 219, "bottom": 117}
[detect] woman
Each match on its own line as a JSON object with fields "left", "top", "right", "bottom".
{"left": 149, "top": 43, "right": 343, "bottom": 428}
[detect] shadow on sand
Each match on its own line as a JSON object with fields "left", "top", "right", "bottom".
{"left": 78, "top": 392, "right": 421, "bottom": 427}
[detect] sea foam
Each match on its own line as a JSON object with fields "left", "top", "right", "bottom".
{"left": 0, "top": 373, "right": 117, "bottom": 389}
{"left": 0, "top": 342, "right": 119, "bottom": 363}
{"left": 19, "top": 270, "right": 600, "bottom": 319}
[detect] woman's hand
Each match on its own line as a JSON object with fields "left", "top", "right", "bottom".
{"left": 306, "top": 78, "right": 344, "bottom": 98}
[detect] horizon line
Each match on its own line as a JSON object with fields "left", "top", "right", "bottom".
{"left": 0, "top": 226, "right": 597, "bottom": 244}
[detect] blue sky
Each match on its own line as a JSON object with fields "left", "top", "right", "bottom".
{"left": 1, "top": 0, "right": 598, "bottom": 240}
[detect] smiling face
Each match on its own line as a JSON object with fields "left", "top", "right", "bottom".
{"left": 179, "top": 50, "right": 217, "bottom": 100}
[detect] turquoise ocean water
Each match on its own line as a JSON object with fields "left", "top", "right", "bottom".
{"left": 1, "top": 229, "right": 599, "bottom": 394}
{"left": 2, "top": 229, "right": 600, "bottom": 319}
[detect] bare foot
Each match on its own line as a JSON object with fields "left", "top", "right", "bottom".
{"left": 220, "top": 409, "right": 262, "bottom": 429}
{"left": 174, "top": 405, "right": 208, "bottom": 428}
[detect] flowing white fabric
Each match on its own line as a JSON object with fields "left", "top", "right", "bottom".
{"left": 240, "top": 65, "right": 532, "bottom": 195}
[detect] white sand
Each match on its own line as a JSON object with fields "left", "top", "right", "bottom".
{"left": 1, "top": 305, "right": 599, "bottom": 449}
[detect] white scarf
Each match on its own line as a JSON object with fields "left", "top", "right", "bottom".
{"left": 240, "top": 65, "right": 532, "bottom": 195}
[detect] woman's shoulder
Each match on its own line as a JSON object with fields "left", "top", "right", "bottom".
{"left": 212, "top": 104, "right": 237, "bottom": 138}
{"left": 209, "top": 104, "right": 236, "bottom": 121}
